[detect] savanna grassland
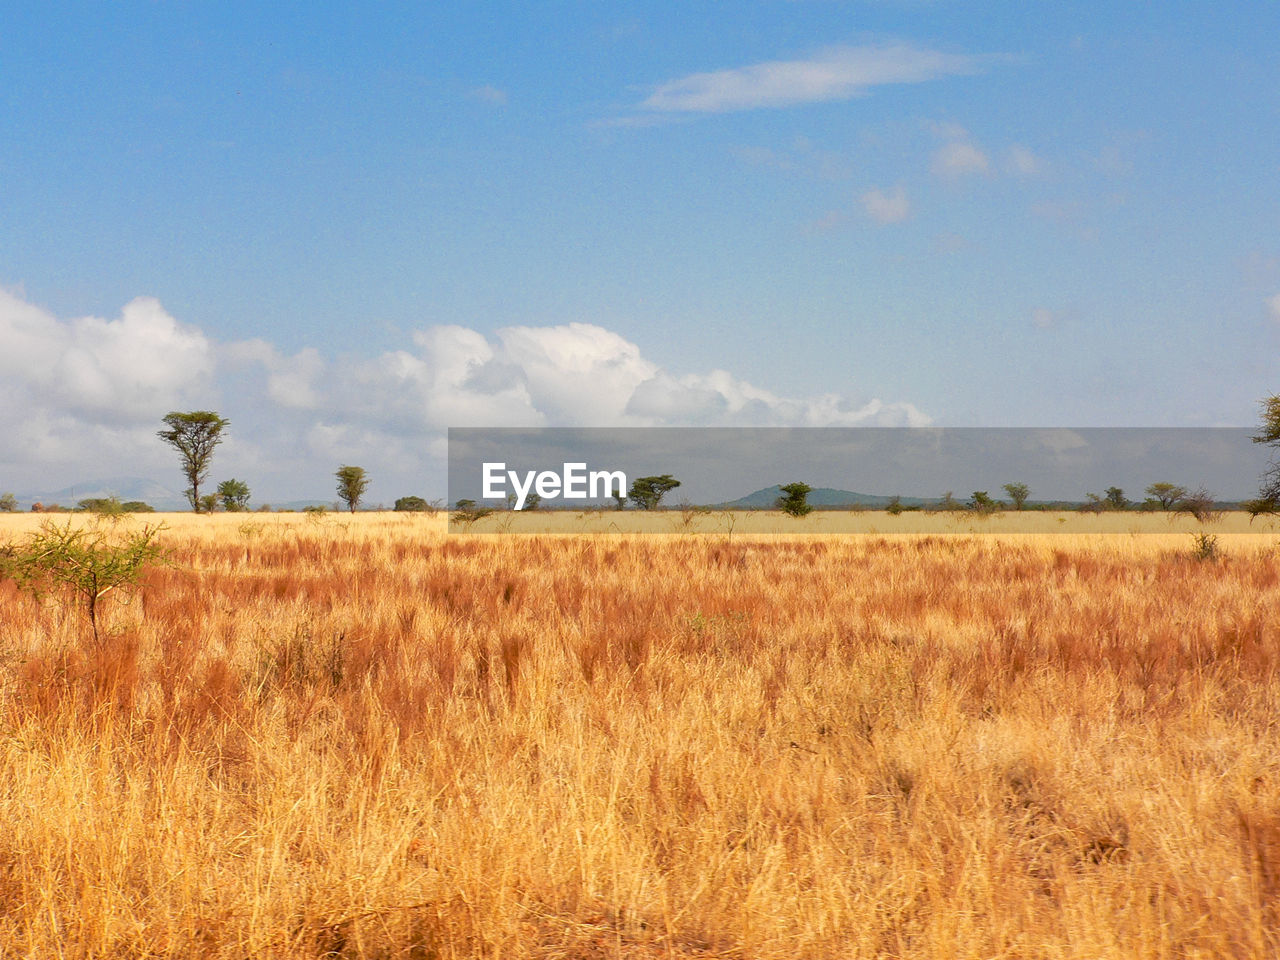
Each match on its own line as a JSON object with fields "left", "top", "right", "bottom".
{"left": 2, "top": 513, "right": 1280, "bottom": 959}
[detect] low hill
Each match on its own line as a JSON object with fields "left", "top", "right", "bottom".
{"left": 720, "top": 485, "right": 931, "bottom": 509}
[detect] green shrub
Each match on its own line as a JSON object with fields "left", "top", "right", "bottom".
{"left": 0, "top": 519, "right": 167, "bottom": 644}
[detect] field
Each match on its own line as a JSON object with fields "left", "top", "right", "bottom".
{"left": 2, "top": 512, "right": 1280, "bottom": 958}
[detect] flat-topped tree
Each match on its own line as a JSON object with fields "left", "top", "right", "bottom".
{"left": 628, "top": 475, "right": 680, "bottom": 511}
{"left": 158, "top": 411, "right": 229, "bottom": 513}
{"left": 1145, "top": 482, "right": 1188, "bottom": 511}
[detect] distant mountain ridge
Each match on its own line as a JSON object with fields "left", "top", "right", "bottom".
{"left": 14, "top": 476, "right": 187, "bottom": 510}
{"left": 720, "top": 485, "right": 930, "bottom": 508}
{"left": 8, "top": 477, "right": 337, "bottom": 513}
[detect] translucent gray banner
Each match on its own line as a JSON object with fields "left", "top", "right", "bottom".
{"left": 447, "top": 427, "right": 1275, "bottom": 533}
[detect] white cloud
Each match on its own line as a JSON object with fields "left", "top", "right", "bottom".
{"left": 497, "top": 322, "right": 660, "bottom": 424}
{"left": 0, "top": 288, "right": 214, "bottom": 424}
{"left": 931, "top": 140, "right": 989, "bottom": 177}
{"left": 1268, "top": 293, "right": 1280, "bottom": 324}
{"left": 640, "top": 43, "right": 984, "bottom": 113}
{"left": 860, "top": 185, "right": 911, "bottom": 224}
{"left": 0, "top": 286, "right": 931, "bottom": 496}
{"left": 225, "top": 339, "right": 325, "bottom": 409}
{"left": 1007, "top": 144, "right": 1042, "bottom": 176}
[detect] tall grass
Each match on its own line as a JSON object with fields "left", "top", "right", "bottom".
{"left": 1, "top": 513, "right": 1278, "bottom": 957}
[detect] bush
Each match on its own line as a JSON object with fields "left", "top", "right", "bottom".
{"left": 452, "top": 499, "right": 495, "bottom": 530}
{"left": 0, "top": 519, "right": 167, "bottom": 645}
{"left": 1175, "top": 486, "right": 1218, "bottom": 523}
{"left": 968, "top": 491, "right": 1000, "bottom": 514}
{"left": 77, "top": 497, "right": 124, "bottom": 516}
{"left": 1190, "top": 532, "right": 1220, "bottom": 562}
{"left": 217, "top": 479, "right": 251, "bottom": 512}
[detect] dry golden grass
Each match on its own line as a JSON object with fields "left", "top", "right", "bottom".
{"left": 2, "top": 511, "right": 1280, "bottom": 958}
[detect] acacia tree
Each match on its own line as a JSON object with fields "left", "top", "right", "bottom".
{"left": 335, "top": 465, "right": 370, "bottom": 513}
{"left": 776, "top": 482, "right": 813, "bottom": 518}
{"left": 217, "top": 478, "right": 251, "bottom": 512}
{"left": 628, "top": 475, "right": 680, "bottom": 511}
{"left": 1253, "top": 394, "right": 1280, "bottom": 505}
{"left": 0, "top": 519, "right": 166, "bottom": 646}
{"left": 1002, "top": 482, "right": 1030, "bottom": 511}
{"left": 1145, "top": 482, "right": 1188, "bottom": 511}
{"left": 1176, "top": 485, "right": 1217, "bottom": 523}
{"left": 157, "top": 411, "right": 229, "bottom": 513}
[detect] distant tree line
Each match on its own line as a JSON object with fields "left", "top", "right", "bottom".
{"left": 7, "top": 399, "right": 1280, "bottom": 519}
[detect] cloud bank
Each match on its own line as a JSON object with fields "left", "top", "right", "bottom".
{"left": 0, "top": 287, "right": 929, "bottom": 499}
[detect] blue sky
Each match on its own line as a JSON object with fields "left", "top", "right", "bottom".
{"left": 2, "top": 2, "right": 1279, "bottom": 501}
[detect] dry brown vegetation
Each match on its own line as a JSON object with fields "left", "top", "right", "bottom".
{"left": 2, "top": 513, "right": 1280, "bottom": 958}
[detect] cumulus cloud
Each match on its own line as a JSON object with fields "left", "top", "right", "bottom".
{"left": 225, "top": 339, "right": 324, "bottom": 409}
{"left": 931, "top": 139, "right": 990, "bottom": 177}
{"left": 0, "top": 288, "right": 214, "bottom": 424}
{"left": 0, "top": 289, "right": 217, "bottom": 488}
{"left": 640, "top": 43, "right": 984, "bottom": 113}
{"left": 0, "top": 286, "right": 930, "bottom": 496}
{"left": 860, "top": 185, "right": 911, "bottom": 224}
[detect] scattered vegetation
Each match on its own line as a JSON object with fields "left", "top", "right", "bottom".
{"left": 76, "top": 496, "right": 155, "bottom": 516}
{"left": 394, "top": 495, "right": 440, "bottom": 514}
